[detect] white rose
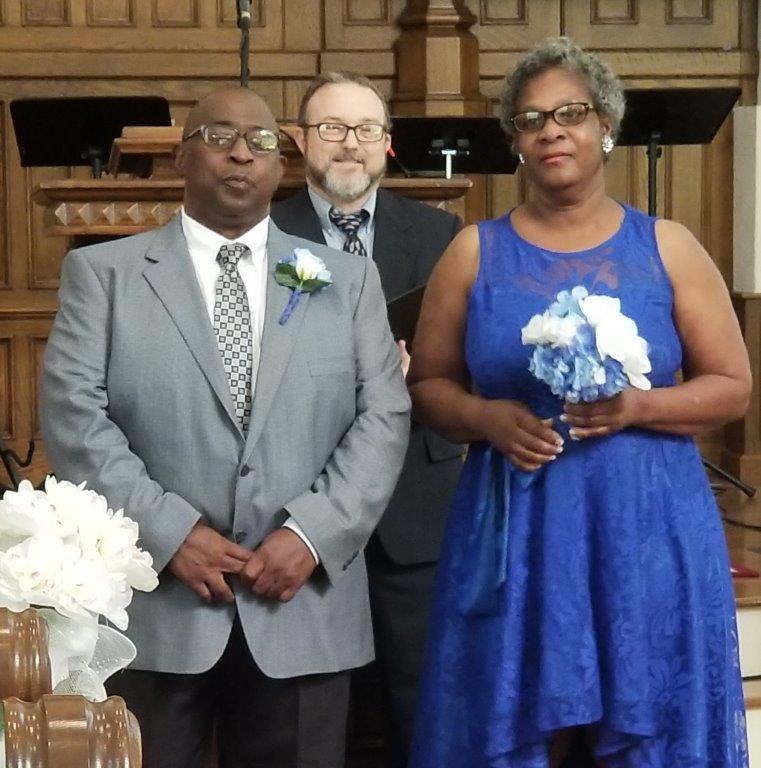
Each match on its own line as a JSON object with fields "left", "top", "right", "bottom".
{"left": 292, "top": 248, "right": 328, "bottom": 281}
{"left": 578, "top": 295, "right": 622, "bottom": 329}
{"left": 521, "top": 312, "right": 583, "bottom": 347}
{"left": 580, "top": 296, "right": 652, "bottom": 390}
{"left": 0, "top": 535, "right": 78, "bottom": 613}
{"left": 0, "top": 479, "right": 76, "bottom": 541}
{"left": 98, "top": 510, "right": 158, "bottom": 592}
{"left": 57, "top": 551, "right": 131, "bottom": 629}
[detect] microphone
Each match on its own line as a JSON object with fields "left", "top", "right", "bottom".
{"left": 387, "top": 144, "right": 412, "bottom": 178}
{"left": 237, "top": 0, "right": 251, "bottom": 30}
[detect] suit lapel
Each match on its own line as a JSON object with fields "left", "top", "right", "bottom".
{"left": 274, "top": 188, "right": 327, "bottom": 246}
{"left": 243, "top": 221, "right": 311, "bottom": 457}
{"left": 371, "top": 189, "right": 415, "bottom": 300}
{"left": 141, "top": 217, "right": 241, "bottom": 433}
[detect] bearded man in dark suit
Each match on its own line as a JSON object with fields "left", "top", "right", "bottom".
{"left": 271, "top": 71, "right": 464, "bottom": 768}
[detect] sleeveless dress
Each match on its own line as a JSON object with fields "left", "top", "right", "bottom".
{"left": 408, "top": 205, "right": 748, "bottom": 768}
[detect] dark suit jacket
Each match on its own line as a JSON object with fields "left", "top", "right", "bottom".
{"left": 272, "top": 187, "right": 465, "bottom": 564}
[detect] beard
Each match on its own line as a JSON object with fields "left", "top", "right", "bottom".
{"left": 306, "top": 151, "right": 386, "bottom": 205}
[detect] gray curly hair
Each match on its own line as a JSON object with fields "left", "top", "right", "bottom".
{"left": 499, "top": 37, "right": 625, "bottom": 149}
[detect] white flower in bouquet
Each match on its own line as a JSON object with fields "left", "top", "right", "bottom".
{"left": 576, "top": 294, "right": 652, "bottom": 391}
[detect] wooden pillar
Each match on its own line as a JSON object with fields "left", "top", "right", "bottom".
{"left": 724, "top": 294, "right": 761, "bottom": 487}
{"left": 392, "top": 0, "right": 486, "bottom": 118}
{"left": 392, "top": 0, "right": 490, "bottom": 224}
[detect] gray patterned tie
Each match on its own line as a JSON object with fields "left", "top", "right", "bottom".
{"left": 329, "top": 207, "right": 370, "bottom": 257}
{"left": 214, "top": 243, "right": 252, "bottom": 431}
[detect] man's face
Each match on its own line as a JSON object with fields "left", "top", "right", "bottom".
{"left": 175, "top": 89, "right": 285, "bottom": 238}
{"left": 296, "top": 82, "right": 390, "bottom": 205}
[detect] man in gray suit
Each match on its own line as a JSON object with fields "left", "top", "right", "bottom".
{"left": 271, "top": 72, "right": 463, "bottom": 768}
{"left": 40, "top": 87, "right": 410, "bottom": 768}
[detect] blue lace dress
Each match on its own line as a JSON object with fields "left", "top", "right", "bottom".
{"left": 408, "top": 205, "right": 748, "bottom": 768}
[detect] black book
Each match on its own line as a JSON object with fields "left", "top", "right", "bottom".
{"left": 387, "top": 284, "right": 426, "bottom": 348}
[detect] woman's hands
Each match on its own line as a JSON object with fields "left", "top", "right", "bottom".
{"left": 481, "top": 399, "right": 564, "bottom": 471}
{"left": 561, "top": 388, "right": 643, "bottom": 439}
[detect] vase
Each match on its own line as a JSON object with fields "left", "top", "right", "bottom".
{"left": 0, "top": 607, "right": 52, "bottom": 701}
{"left": 3, "top": 694, "right": 142, "bottom": 767}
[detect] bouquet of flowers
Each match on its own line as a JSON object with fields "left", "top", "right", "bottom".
{"left": 0, "top": 476, "right": 158, "bottom": 699}
{"left": 520, "top": 285, "right": 651, "bottom": 403}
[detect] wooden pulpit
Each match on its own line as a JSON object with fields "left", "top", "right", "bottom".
{"left": 32, "top": 125, "right": 471, "bottom": 240}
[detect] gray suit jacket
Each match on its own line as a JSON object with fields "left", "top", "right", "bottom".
{"left": 272, "top": 188, "right": 464, "bottom": 564}
{"left": 40, "top": 216, "right": 410, "bottom": 678}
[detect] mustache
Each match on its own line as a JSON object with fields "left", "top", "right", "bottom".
{"left": 332, "top": 151, "right": 364, "bottom": 163}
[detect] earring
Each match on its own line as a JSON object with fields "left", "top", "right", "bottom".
{"left": 601, "top": 135, "right": 614, "bottom": 154}
{"left": 518, "top": 153, "right": 525, "bottom": 164}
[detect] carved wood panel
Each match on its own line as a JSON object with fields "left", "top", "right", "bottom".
{"left": 591, "top": 0, "right": 637, "bottom": 23}
{"left": 467, "top": 0, "right": 561, "bottom": 49}
{"left": 86, "top": 0, "right": 136, "bottom": 25}
{"left": 0, "top": 336, "right": 12, "bottom": 439}
{"left": 667, "top": 0, "right": 712, "bottom": 23}
{"left": 324, "top": 0, "right": 406, "bottom": 50}
{"left": 565, "top": 0, "right": 738, "bottom": 49}
{"left": 0, "top": 104, "right": 8, "bottom": 290}
{"left": 22, "top": 0, "right": 70, "bottom": 25}
{"left": 31, "top": 334, "right": 49, "bottom": 438}
{"left": 152, "top": 0, "right": 199, "bottom": 27}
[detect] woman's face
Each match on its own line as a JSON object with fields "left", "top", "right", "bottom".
{"left": 514, "top": 66, "right": 611, "bottom": 193}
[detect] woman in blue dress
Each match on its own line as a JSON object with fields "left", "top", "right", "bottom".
{"left": 407, "top": 37, "right": 751, "bottom": 768}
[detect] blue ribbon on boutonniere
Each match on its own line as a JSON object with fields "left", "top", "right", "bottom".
{"left": 274, "top": 248, "right": 332, "bottom": 325}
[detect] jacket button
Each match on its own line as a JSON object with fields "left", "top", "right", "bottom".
{"left": 240, "top": 465, "right": 251, "bottom": 477}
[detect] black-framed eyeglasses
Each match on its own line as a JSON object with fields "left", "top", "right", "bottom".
{"left": 183, "top": 123, "right": 281, "bottom": 153}
{"left": 301, "top": 122, "right": 388, "bottom": 143}
{"left": 511, "top": 102, "right": 596, "bottom": 133}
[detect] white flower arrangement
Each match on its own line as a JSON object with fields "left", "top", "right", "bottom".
{"left": 0, "top": 476, "right": 158, "bottom": 700}
{"left": 521, "top": 286, "right": 652, "bottom": 403}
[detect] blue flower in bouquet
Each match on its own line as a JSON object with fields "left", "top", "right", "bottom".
{"left": 521, "top": 286, "right": 651, "bottom": 403}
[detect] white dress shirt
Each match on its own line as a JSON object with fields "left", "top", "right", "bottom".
{"left": 180, "top": 209, "right": 319, "bottom": 564}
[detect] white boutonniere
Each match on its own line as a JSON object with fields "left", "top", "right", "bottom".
{"left": 274, "top": 248, "right": 332, "bottom": 325}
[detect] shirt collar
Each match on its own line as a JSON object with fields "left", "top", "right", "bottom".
{"left": 307, "top": 186, "right": 377, "bottom": 233}
{"left": 181, "top": 208, "right": 269, "bottom": 259}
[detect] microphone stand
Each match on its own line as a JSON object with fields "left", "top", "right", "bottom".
{"left": 0, "top": 435, "right": 35, "bottom": 492}
{"left": 237, "top": 2, "right": 250, "bottom": 88}
{"left": 702, "top": 457, "right": 756, "bottom": 498}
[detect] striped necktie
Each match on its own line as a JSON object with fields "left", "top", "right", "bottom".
{"left": 328, "top": 207, "right": 370, "bottom": 257}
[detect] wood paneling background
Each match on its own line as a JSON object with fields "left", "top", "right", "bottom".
{"left": 0, "top": 0, "right": 758, "bottom": 483}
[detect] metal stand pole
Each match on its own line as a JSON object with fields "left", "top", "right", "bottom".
{"left": 239, "top": 26, "right": 250, "bottom": 88}
{"left": 646, "top": 131, "right": 662, "bottom": 217}
{"left": 0, "top": 436, "right": 35, "bottom": 491}
{"left": 702, "top": 457, "right": 756, "bottom": 498}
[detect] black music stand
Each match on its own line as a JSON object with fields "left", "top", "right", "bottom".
{"left": 618, "top": 87, "right": 754, "bottom": 498}
{"left": 389, "top": 116, "right": 518, "bottom": 177}
{"left": 617, "top": 87, "right": 740, "bottom": 216}
{"left": 11, "top": 96, "right": 172, "bottom": 179}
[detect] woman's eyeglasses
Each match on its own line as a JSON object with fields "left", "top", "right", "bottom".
{"left": 183, "top": 124, "right": 281, "bottom": 154}
{"left": 511, "top": 102, "right": 596, "bottom": 133}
